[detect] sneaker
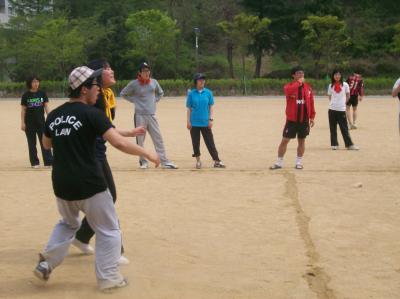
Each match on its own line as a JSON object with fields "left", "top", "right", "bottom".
{"left": 72, "top": 239, "right": 94, "bottom": 255}
{"left": 295, "top": 164, "right": 304, "bottom": 170}
{"left": 351, "top": 124, "right": 357, "bottom": 129}
{"left": 44, "top": 165, "right": 52, "bottom": 169}
{"left": 269, "top": 164, "right": 282, "bottom": 170}
{"left": 118, "top": 255, "right": 130, "bottom": 265}
{"left": 331, "top": 146, "right": 339, "bottom": 150}
{"left": 195, "top": 159, "right": 202, "bottom": 169}
{"left": 100, "top": 278, "right": 128, "bottom": 293}
{"left": 347, "top": 145, "right": 360, "bottom": 150}
{"left": 214, "top": 161, "right": 226, "bottom": 168}
{"left": 33, "top": 254, "right": 51, "bottom": 281}
{"left": 161, "top": 162, "right": 178, "bottom": 169}
{"left": 32, "top": 165, "right": 39, "bottom": 169}
{"left": 139, "top": 161, "right": 148, "bottom": 169}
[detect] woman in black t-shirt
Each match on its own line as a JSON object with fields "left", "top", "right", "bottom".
{"left": 20, "top": 76, "right": 53, "bottom": 168}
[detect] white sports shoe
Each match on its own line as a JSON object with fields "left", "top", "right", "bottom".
{"left": 139, "top": 161, "right": 149, "bottom": 169}
{"left": 118, "top": 255, "right": 130, "bottom": 265}
{"left": 161, "top": 162, "right": 178, "bottom": 169}
{"left": 100, "top": 278, "right": 128, "bottom": 293}
{"left": 72, "top": 239, "right": 94, "bottom": 255}
{"left": 347, "top": 145, "right": 360, "bottom": 150}
{"left": 331, "top": 146, "right": 339, "bottom": 150}
{"left": 32, "top": 165, "right": 39, "bottom": 169}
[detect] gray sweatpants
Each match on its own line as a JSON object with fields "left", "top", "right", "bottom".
{"left": 134, "top": 114, "right": 170, "bottom": 164}
{"left": 41, "top": 189, "right": 123, "bottom": 290}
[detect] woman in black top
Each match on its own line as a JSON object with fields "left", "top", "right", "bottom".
{"left": 20, "top": 76, "right": 53, "bottom": 168}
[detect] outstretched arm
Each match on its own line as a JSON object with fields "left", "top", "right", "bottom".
{"left": 116, "top": 126, "right": 146, "bottom": 137}
{"left": 103, "top": 127, "right": 160, "bottom": 167}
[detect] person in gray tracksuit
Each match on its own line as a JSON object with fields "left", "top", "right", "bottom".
{"left": 120, "top": 62, "right": 178, "bottom": 169}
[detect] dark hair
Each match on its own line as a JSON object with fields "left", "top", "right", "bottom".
{"left": 68, "top": 77, "right": 96, "bottom": 98}
{"left": 291, "top": 66, "right": 304, "bottom": 75}
{"left": 87, "top": 58, "right": 110, "bottom": 71}
{"left": 87, "top": 59, "right": 109, "bottom": 87}
{"left": 26, "top": 75, "right": 40, "bottom": 89}
{"left": 330, "top": 69, "right": 343, "bottom": 86}
{"left": 193, "top": 73, "right": 206, "bottom": 85}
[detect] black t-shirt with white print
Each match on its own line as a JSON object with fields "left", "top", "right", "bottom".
{"left": 20, "top": 90, "right": 49, "bottom": 128}
{"left": 44, "top": 102, "right": 113, "bottom": 201}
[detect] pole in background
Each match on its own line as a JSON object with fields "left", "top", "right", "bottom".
{"left": 194, "top": 27, "right": 200, "bottom": 72}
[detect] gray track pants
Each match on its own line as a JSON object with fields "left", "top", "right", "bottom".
{"left": 41, "top": 189, "right": 123, "bottom": 289}
{"left": 134, "top": 114, "right": 170, "bottom": 164}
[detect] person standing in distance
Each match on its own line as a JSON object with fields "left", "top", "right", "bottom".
{"left": 346, "top": 71, "right": 364, "bottom": 129}
{"left": 186, "top": 73, "right": 225, "bottom": 169}
{"left": 327, "top": 70, "right": 359, "bottom": 150}
{"left": 20, "top": 76, "right": 53, "bottom": 168}
{"left": 33, "top": 66, "right": 160, "bottom": 292}
{"left": 120, "top": 62, "right": 178, "bottom": 169}
{"left": 270, "top": 66, "right": 316, "bottom": 170}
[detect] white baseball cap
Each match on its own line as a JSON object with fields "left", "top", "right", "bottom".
{"left": 68, "top": 66, "right": 102, "bottom": 90}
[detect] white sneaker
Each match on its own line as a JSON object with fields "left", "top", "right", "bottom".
{"left": 161, "top": 162, "right": 178, "bottom": 169}
{"left": 331, "top": 146, "right": 339, "bottom": 150}
{"left": 32, "top": 165, "right": 39, "bottom": 169}
{"left": 72, "top": 239, "right": 94, "bottom": 255}
{"left": 350, "top": 124, "right": 357, "bottom": 129}
{"left": 100, "top": 278, "right": 128, "bottom": 293}
{"left": 139, "top": 162, "right": 148, "bottom": 169}
{"left": 347, "top": 145, "right": 360, "bottom": 150}
{"left": 118, "top": 255, "right": 130, "bottom": 265}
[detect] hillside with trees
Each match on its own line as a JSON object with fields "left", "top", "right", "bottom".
{"left": 1, "top": 0, "right": 399, "bottom": 82}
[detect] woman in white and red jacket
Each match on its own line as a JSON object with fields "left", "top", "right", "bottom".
{"left": 270, "top": 66, "right": 315, "bottom": 170}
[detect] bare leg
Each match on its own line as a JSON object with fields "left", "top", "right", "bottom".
{"left": 278, "top": 137, "right": 291, "bottom": 158}
{"left": 346, "top": 106, "right": 352, "bottom": 125}
{"left": 297, "top": 138, "right": 305, "bottom": 158}
{"left": 353, "top": 106, "right": 358, "bottom": 125}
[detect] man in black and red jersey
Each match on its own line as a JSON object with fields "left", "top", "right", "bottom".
{"left": 346, "top": 72, "right": 364, "bottom": 129}
{"left": 270, "top": 66, "right": 316, "bottom": 170}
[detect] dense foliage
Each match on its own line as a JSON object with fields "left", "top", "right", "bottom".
{"left": 1, "top": 0, "right": 399, "bottom": 82}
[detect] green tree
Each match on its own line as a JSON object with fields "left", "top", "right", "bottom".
{"left": 25, "top": 17, "right": 85, "bottom": 79}
{"left": 392, "top": 23, "right": 400, "bottom": 55}
{"left": 125, "top": 9, "right": 180, "bottom": 78}
{"left": 301, "top": 15, "right": 351, "bottom": 77}
{"left": 218, "top": 13, "right": 271, "bottom": 83}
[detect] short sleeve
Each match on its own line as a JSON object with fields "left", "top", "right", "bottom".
{"left": 208, "top": 90, "right": 214, "bottom": 105}
{"left": 89, "top": 109, "right": 113, "bottom": 136}
{"left": 344, "top": 82, "right": 350, "bottom": 93}
{"left": 186, "top": 92, "right": 192, "bottom": 108}
{"left": 42, "top": 91, "right": 49, "bottom": 103}
{"left": 20, "top": 93, "right": 27, "bottom": 106}
{"left": 327, "top": 84, "right": 332, "bottom": 95}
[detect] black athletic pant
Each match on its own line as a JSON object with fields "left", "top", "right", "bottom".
{"left": 328, "top": 109, "right": 354, "bottom": 147}
{"left": 75, "top": 158, "right": 123, "bottom": 251}
{"left": 190, "top": 126, "right": 220, "bottom": 161}
{"left": 25, "top": 127, "right": 53, "bottom": 166}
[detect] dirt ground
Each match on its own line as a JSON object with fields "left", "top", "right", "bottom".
{"left": 0, "top": 96, "right": 399, "bottom": 299}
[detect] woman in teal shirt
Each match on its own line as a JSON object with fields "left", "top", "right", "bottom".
{"left": 186, "top": 73, "right": 225, "bottom": 169}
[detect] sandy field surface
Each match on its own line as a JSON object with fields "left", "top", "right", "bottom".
{"left": 0, "top": 96, "right": 399, "bottom": 299}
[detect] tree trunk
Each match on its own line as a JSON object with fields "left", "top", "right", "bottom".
{"left": 227, "top": 42, "right": 234, "bottom": 78}
{"left": 242, "top": 53, "right": 247, "bottom": 95}
{"left": 254, "top": 50, "right": 262, "bottom": 78}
